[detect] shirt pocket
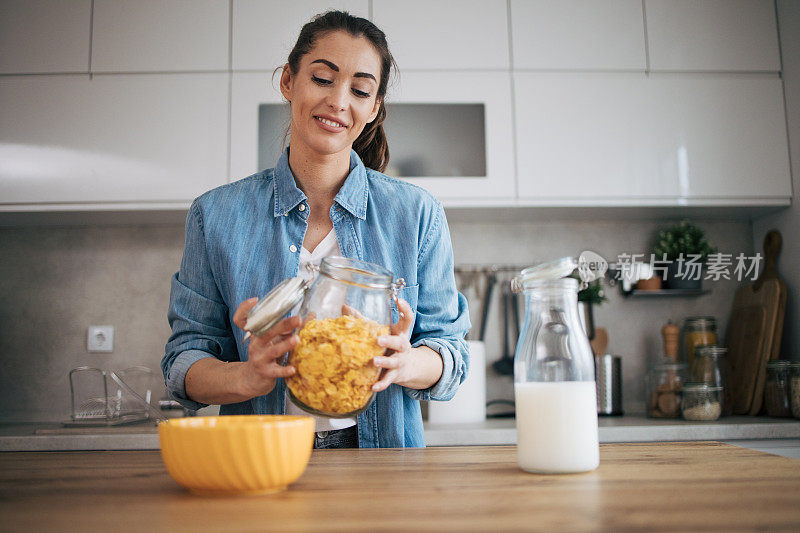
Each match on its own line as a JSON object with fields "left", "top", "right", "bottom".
{"left": 390, "top": 284, "right": 419, "bottom": 325}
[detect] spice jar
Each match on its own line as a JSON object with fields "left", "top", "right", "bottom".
{"left": 646, "top": 362, "right": 688, "bottom": 418}
{"left": 681, "top": 382, "right": 722, "bottom": 421}
{"left": 790, "top": 362, "right": 800, "bottom": 419}
{"left": 764, "top": 360, "right": 792, "bottom": 418}
{"left": 244, "top": 256, "right": 404, "bottom": 418}
{"left": 683, "top": 317, "right": 717, "bottom": 367}
{"left": 691, "top": 345, "right": 732, "bottom": 416}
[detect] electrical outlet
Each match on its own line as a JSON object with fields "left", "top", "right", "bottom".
{"left": 87, "top": 325, "right": 114, "bottom": 352}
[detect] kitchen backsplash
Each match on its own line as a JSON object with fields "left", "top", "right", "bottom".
{"left": 0, "top": 217, "right": 755, "bottom": 422}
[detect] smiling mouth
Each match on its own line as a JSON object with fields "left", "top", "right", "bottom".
{"left": 314, "top": 116, "right": 346, "bottom": 128}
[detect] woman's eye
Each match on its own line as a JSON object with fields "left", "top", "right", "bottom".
{"left": 352, "top": 88, "right": 371, "bottom": 98}
{"left": 312, "top": 75, "right": 332, "bottom": 85}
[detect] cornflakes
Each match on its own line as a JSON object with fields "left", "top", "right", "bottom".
{"left": 286, "top": 314, "right": 390, "bottom": 416}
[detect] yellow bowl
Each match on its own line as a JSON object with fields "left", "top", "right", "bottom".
{"left": 158, "top": 415, "right": 315, "bottom": 495}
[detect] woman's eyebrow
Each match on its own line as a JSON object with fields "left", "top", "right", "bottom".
{"left": 310, "top": 58, "right": 376, "bottom": 81}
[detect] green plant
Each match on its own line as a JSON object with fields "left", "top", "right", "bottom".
{"left": 576, "top": 278, "right": 607, "bottom": 305}
{"left": 652, "top": 220, "right": 716, "bottom": 262}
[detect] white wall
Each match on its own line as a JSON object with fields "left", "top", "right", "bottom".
{"left": 753, "top": 0, "right": 799, "bottom": 361}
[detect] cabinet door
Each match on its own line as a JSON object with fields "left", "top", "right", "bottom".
{"left": 372, "top": 0, "right": 509, "bottom": 69}
{"left": 511, "top": 0, "right": 646, "bottom": 71}
{"left": 0, "top": 0, "right": 91, "bottom": 74}
{"left": 91, "top": 0, "right": 229, "bottom": 72}
{"left": 645, "top": 0, "right": 780, "bottom": 72}
{"left": 386, "top": 72, "right": 516, "bottom": 201}
{"left": 516, "top": 73, "right": 670, "bottom": 202}
{"left": 650, "top": 74, "right": 791, "bottom": 199}
{"left": 232, "top": 0, "right": 369, "bottom": 71}
{"left": 515, "top": 73, "right": 791, "bottom": 204}
{"left": 0, "top": 74, "right": 228, "bottom": 205}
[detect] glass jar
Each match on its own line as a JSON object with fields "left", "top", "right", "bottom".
{"left": 512, "top": 275, "right": 599, "bottom": 474}
{"left": 245, "top": 256, "right": 404, "bottom": 418}
{"left": 691, "top": 345, "right": 732, "bottom": 416}
{"left": 681, "top": 382, "right": 722, "bottom": 421}
{"left": 764, "top": 360, "right": 792, "bottom": 418}
{"left": 683, "top": 317, "right": 717, "bottom": 367}
{"left": 646, "top": 361, "right": 688, "bottom": 418}
{"left": 790, "top": 362, "right": 800, "bottom": 419}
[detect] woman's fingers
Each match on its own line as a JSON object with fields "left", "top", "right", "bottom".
{"left": 390, "top": 298, "right": 414, "bottom": 336}
{"left": 373, "top": 355, "right": 400, "bottom": 369}
{"left": 233, "top": 297, "right": 259, "bottom": 329}
{"left": 341, "top": 304, "right": 366, "bottom": 319}
{"left": 372, "top": 369, "right": 397, "bottom": 392}
{"left": 377, "top": 334, "right": 410, "bottom": 353}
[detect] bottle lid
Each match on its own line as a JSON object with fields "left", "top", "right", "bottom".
{"left": 511, "top": 252, "right": 607, "bottom": 293}
{"left": 244, "top": 277, "right": 308, "bottom": 337}
{"left": 766, "top": 360, "right": 791, "bottom": 369}
{"left": 683, "top": 382, "right": 722, "bottom": 392}
{"left": 695, "top": 345, "right": 728, "bottom": 358}
{"left": 685, "top": 316, "right": 717, "bottom": 330}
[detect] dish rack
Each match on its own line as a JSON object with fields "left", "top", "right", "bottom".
{"left": 66, "top": 366, "right": 164, "bottom": 426}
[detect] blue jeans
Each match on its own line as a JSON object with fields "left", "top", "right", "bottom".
{"left": 314, "top": 426, "right": 359, "bottom": 449}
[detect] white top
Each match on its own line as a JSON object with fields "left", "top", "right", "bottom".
{"left": 285, "top": 229, "right": 358, "bottom": 433}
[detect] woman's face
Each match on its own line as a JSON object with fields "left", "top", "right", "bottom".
{"left": 280, "top": 30, "right": 382, "bottom": 158}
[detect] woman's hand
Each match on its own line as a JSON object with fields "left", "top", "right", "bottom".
{"left": 372, "top": 298, "right": 443, "bottom": 392}
{"left": 232, "top": 297, "right": 300, "bottom": 398}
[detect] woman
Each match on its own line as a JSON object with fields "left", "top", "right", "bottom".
{"left": 162, "top": 11, "right": 470, "bottom": 448}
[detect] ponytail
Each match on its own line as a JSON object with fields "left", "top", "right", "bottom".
{"left": 353, "top": 103, "right": 389, "bottom": 172}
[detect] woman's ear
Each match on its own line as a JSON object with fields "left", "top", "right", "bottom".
{"left": 279, "top": 63, "right": 293, "bottom": 102}
{"left": 367, "top": 97, "right": 382, "bottom": 124}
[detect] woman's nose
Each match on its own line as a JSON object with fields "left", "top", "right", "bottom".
{"left": 326, "top": 85, "right": 348, "bottom": 110}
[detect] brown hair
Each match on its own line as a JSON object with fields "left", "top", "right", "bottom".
{"left": 284, "top": 10, "right": 396, "bottom": 172}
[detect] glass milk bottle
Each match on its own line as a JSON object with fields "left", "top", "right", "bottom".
{"left": 512, "top": 270, "right": 599, "bottom": 474}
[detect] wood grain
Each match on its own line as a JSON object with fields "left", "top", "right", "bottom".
{"left": 1, "top": 443, "right": 800, "bottom": 531}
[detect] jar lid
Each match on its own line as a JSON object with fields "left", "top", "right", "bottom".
{"left": 244, "top": 277, "right": 308, "bottom": 337}
{"left": 685, "top": 316, "right": 717, "bottom": 329}
{"left": 319, "top": 256, "right": 395, "bottom": 289}
{"left": 696, "top": 345, "right": 728, "bottom": 358}
{"left": 683, "top": 382, "right": 722, "bottom": 392}
{"left": 766, "top": 360, "right": 791, "bottom": 369}
{"left": 653, "top": 361, "right": 688, "bottom": 371}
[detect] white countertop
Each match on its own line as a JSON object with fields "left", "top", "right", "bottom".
{"left": 1, "top": 416, "right": 799, "bottom": 451}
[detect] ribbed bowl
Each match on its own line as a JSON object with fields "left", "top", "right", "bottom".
{"left": 158, "top": 415, "right": 315, "bottom": 495}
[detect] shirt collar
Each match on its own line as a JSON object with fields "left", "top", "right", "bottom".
{"left": 273, "top": 148, "right": 368, "bottom": 220}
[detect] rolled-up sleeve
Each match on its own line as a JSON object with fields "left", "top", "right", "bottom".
{"left": 405, "top": 200, "right": 471, "bottom": 402}
{"left": 162, "top": 202, "right": 237, "bottom": 411}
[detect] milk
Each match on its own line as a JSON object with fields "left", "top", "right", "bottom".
{"left": 514, "top": 381, "right": 599, "bottom": 474}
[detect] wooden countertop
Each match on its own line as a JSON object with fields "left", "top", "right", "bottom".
{"left": 2, "top": 442, "right": 799, "bottom": 531}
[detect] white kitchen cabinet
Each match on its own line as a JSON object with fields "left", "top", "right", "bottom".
{"left": 0, "top": 0, "right": 91, "bottom": 74}
{"left": 515, "top": 73, "right": 668, "bottom": 202}
{"left": 0, "top": 74, "right": 228, "bottom": 205}
{"left": 372, "top": 0, "right": 509, "bottom": 69}
{"left": 511, "top": 0, "right": 646, "bottom": 71}
{"left": 91, "top": 0, "right": 229, "bottom": 72}
{"left": 232, "top": 0, "right": 369, "bottom": 71}
{"left": 649, "top": 74, "right": 790, "bottom": 199}
{"left": 645, "top": 0, "right": 781, "bottom": 72}
{"left": 515, "top": 73, "right": 791, "bottom": 204}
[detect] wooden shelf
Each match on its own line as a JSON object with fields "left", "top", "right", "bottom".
{"left": 622, "top": 289, "right": 711, "bottom": 298}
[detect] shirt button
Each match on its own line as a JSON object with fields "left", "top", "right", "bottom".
{"left": 289, "top": 245, "right": 298, "bottom": 253}
{"left": 298, "top": 204, "right": 306, "bottom": 212}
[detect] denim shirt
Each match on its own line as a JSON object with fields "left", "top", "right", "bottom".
{"left": 163, "top": 148, "right": 470, "bottom": 448}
